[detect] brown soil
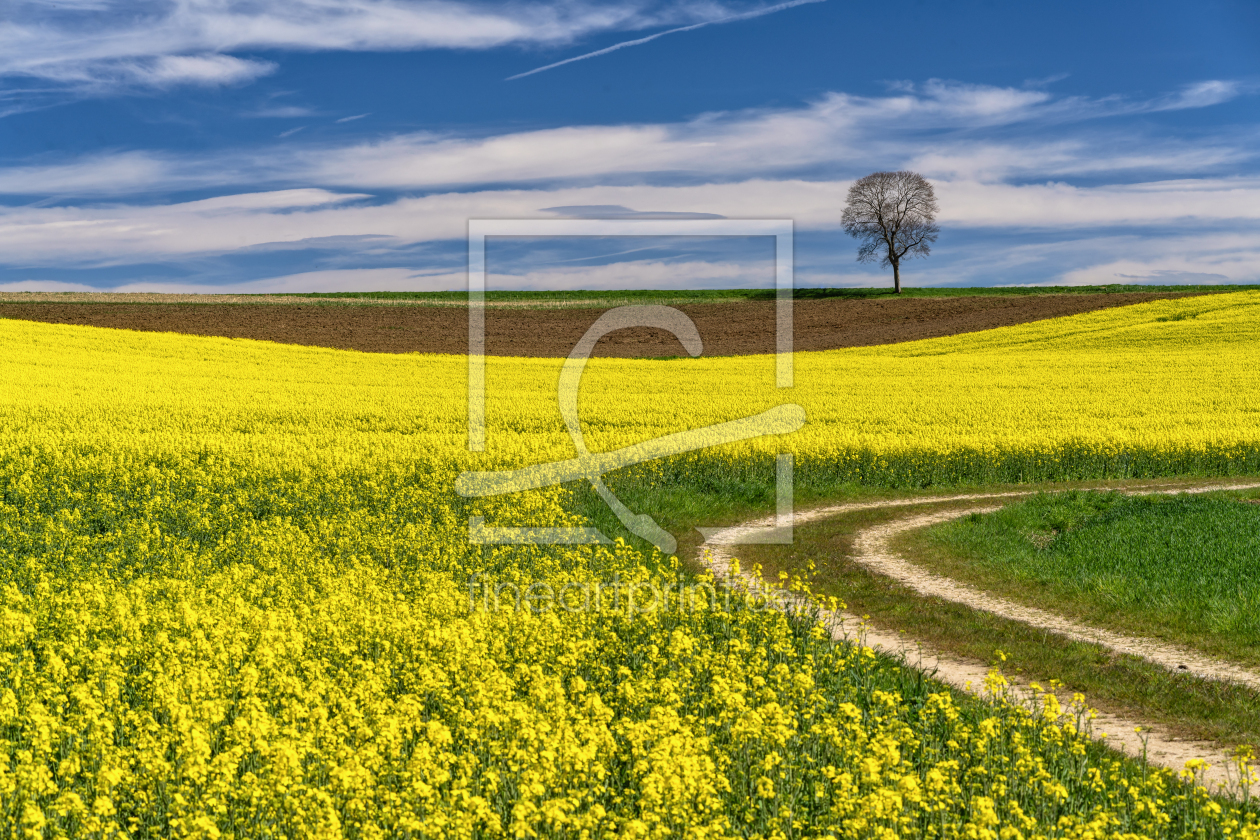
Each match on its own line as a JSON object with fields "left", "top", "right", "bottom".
{"left": 0, "top": 292, "right": 1197, "bottom": 357}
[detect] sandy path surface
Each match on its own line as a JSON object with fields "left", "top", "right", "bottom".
{"left": 856, "top": 504, "right": 1260, "bottom": 691}
{"left": 699, "top": 480, "right": 1260, "bottom": 792}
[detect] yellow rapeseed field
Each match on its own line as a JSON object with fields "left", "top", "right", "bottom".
{"left": 2, "top": 291, "right": 1260, "bottom": 838}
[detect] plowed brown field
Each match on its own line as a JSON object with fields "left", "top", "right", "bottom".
{"left": 0, "top": 292, "right": 1197, "bottom": 357}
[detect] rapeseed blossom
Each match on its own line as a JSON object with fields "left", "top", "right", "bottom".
{"left": 1, "top": 293, "right": 1259, "bottom": 837}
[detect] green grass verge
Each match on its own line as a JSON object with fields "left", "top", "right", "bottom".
{"left": 569, "top": 472, "right": 1260, "bottom": 748}
{"left": 899, "top": 490, "right": 1260, "bottom": 668}
{"left": 737, "top": 497, "right": 1260, "bottom": 749}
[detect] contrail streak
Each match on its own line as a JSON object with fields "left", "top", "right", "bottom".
{"left": 506, "top": 0, "right": 827, "bottom": 81}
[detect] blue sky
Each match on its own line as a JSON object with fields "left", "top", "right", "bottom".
{"left": 1, "top": 0, "right": 1257, "bottom": 292}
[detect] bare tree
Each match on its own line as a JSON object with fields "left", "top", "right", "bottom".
{"left": 841, "top": 171, "right": 939, "bottom": 294}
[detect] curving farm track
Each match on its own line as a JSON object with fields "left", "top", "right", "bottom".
{"left": 699, "top": 480, "right": 1260, "bottom": 791}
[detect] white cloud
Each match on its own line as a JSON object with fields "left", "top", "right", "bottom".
{"left": 939, "top": 178, "right": 1260, "bottom": 227}
{"left": 907, "top": 138, "right": 1254, "bottom": 182}
{"left": 247, "top": 104, "right": 317, "bottom": 118}
{"left": 541, "top": 204, "right": 725, "bottom": 219}
{"left": 1113, "top": 270, "right": 1231, "bottom": 284}
{"left": 135, "top": 54, "right": 275, "bottom": 86}
{"left": 1152, "top": 80, "right": 1244, "bottom": 111}
{"left": 0, "top": 151, "right": 178, "bottom": 196}
{"left": 0, "top": 257, "right": 775, "bottom": 293}
{"left": 930, "top": 228, "right": 1260, "bottom": 288}
{"left": 0, "top": 182, "right": 838, "bottom": 264}
{"left": 7, "top": 176, "right": 1260, "bottom": 269}
{"left": 294, "top": 85, "right": 1082, "bottom": 189}
{"left": 0, "top": 1, "right": 793, "bottom": 91}
{"left": 0, "top": 188, "right": 382, "bottom": 263}
{"left": 0, "top": 73, "right": 1255, "bottom": 290}
{"left": 489, "top": 259, "right": 773, "bottom": 290}
{"left": 0, "top": 267, "right": 460, "bottom": 294}
{"left": 1055, "top": 233, "right": 1260, "bottom": 286}
{"left": 4, "top": 48, "right": 276, "bottom": 89}
{"left": 506, "top": 0, "right": 826, "bottom": 80}
{"left": 0, "top": 79, "right": 1249, "bottom": 197}
{"left": 906, "top": 79, "right": 1053, "bottom": 120}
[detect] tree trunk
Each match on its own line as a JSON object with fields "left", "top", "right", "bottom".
{"left": 892, "top": 261, "right": 901, "bottom": 294}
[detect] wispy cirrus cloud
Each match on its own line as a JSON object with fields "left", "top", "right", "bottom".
{"left": 0, "top": 51, "right": 276, "bottom": 96}
{"left": 1053, "top": 231, "right": 1260, "bottom": 286}
{"left": 0, "top": 1, "right": 805, "bottom": 92}
{"left": 0, "top": 267, "right": 457, "bottom": 295}
{"left": 1151, "top": 80, "right": 1244, "bottom": 111}
{"left": 937, "top": 177, "right": 1260, "bottom": 227}
{"left": 0, "top": 151, "right": 182, "bottom": 197}
{"left": 245, "top": 104, "right": 318, "bottom": 119}
{"left": 297, "top": 83, "right": 1250, "bottom": 189}
{"left": 1, "top": 79, "right": 1246, "bottom": 198}
{"left": 506, "top": 0, "right": 826, "bottom": 80}
{"left": 0, "top": 257, "right": 777, "bottom": 294}
{"left": 6, "top": 177, "right": 1260, "bottom": 268}
{"left": 115, "top": 54, "right": 276, "bottom": 88}
{"left": 0, "top": 74, "right": 1255, "bottom": 290}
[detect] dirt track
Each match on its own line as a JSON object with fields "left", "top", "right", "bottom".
{"left": 0, "top": 292, "right": 1196, "bottom": 356}
{"left": 701, "top": 480, "right": 1260, "bottom": 791}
